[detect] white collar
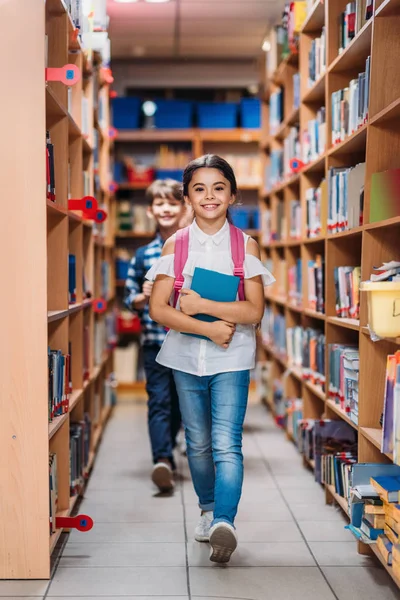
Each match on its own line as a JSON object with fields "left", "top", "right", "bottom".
{"left": 191, "top": 219, "right": 229, "bottom": 246}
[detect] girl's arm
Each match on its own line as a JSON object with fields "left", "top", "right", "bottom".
{"left": 149, "top": 238, "right": 236, "bottom": 348}
{"left": 180, "top": 238, "right": 265, "bottom": 326}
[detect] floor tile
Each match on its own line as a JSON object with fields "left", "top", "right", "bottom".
{"left": 298, "top": 519, "right": 354, "bottom": 542}
{"left": 47, "top": 597, "right": 187, "bottom": 600}
{"left": 280, "top": 486, "right": 327, "bottom": 504}
{"left": 188, "top": 541, "right": 315, "bottom": 567}
{"left": 0, "top": 580, "right": 48, "bottom": 596}
{"left": 184, "top": 500, "right": 293, "bottom": 522}
{"left": 59, "top": 542, "right": 185, "bottom": 567}
{"left": 309, "top": 542, "right": 378, "bottom": 567}
{"left": 186, "top": 520, "right": 303, "bottom": 543}
{"left": 189, "top": 566, "right": 336, "bottom": 599}
{"left": 290, "top": 502, "right": 347, "bottom": 522}
{"left": 79, "top": 500, "right": 184, "bottom": 522}
{"left": 48, "top": 567, "right": 188, "bottom": 597}
{"left": 322, "top": 566, "right": 400, "bottom": 599}
{"left": 68, "top": 521, "right": 185, "bottom": 543}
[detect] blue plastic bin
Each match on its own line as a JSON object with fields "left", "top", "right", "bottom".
{"left": 154, "top": 100, "right": 193, "bottom": 129}
{"left": 230, "top": 207, "right": 250, "bottom": 229}
{"left": 197, "top": 102, "right": 238, "bottom": 129}
{"left": 112, "top": 97, "right": 141, "bottom": 130}
{"left": 116, "top": 259, "right": 130, "bottom": 281}
{"left": 155, "top": 169, "right": 184, "bottom": 182}
{"left": 240, "top": 98, "right": 261, "bottom": 129}
{"left": 113, "top": 161, "right": 125, "bottom": 183}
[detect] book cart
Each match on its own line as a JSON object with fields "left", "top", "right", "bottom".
{"left": 259, "top": 0, "right": 400, "bottom": 588}
{"left": 0, "top": 0, "right": 116, "bottom": 579}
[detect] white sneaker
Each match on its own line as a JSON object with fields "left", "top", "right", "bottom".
{"left": 209, "top": 522, "right": 238, "bottom": 563}
{"left": 194, "top": 511, "right": 213, "bottom": 542}
{"left": 151, "top": 462, "right": 174, "bottom": 492}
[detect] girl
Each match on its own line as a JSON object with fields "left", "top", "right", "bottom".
{"left": 147, "top": 154, "right": 275, "bottom": 563}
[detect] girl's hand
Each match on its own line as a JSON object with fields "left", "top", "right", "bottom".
{"left": 208, "top": 321, "right": 236, "bottom": 348}
{"left": 180, "top": 288, "right": 202, "bottom": 316}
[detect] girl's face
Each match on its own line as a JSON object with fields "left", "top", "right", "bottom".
{"left": 184, "top": 168, "right": 235, "bottom": 221}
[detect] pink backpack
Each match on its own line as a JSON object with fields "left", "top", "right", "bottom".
{"left": 172, "top": 223, "right": 246, "bottom": 308}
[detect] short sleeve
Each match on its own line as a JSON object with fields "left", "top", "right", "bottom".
{"left": 244, "top": 254, "right": 275, "bottom": 286}
{"left": 145, "top": 254, "right": 175, "bottom": 281}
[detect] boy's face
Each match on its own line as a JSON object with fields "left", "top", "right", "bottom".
{"left": 147, "top": 195, "right": 185, "bottom": 231}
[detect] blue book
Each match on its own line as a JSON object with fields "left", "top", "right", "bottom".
{"left": 181, "top": 267, "right": 240, "bottom": 340}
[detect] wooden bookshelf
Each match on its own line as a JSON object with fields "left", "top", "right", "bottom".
{"left": 259, "top": 0, "right": 400, "bottom": 587}
{"left": 0, "top": 0, "right": 115, "bottom": 580}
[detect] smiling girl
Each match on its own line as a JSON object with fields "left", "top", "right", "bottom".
{"left": 147, "top": 155, "right": 275, "bottom": 563}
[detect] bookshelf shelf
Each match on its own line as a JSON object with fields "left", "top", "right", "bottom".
{"left": 376, "top": 0, "right": 400, "bottom": 17}
{"left": 370, "top": 96, "right": 400, "bottom": 125}
{"left": 326, "top": 484, "right": 349, "bottom": 516}
{"left": 328, "top": 19, "right": 373, "bottom": 74}
{"left": 302, "top": 72, "right": 326, "bottom": 104}
{"left": 326, "top": 317, "right": 360, "bottom": 331}
{"left": 326, "top": 400, "right": 358, "bottom": 430}
{"left": 302, "top": 0, "right": 325, "bottom": 34}
{"left": 301, "top": 153, "right": 326, "bottom": 174}
{"left": 115, "top": 128, "right": 261, "bottom": 145}
{"left": 327, "top": 124, "right": 368, "bottom": 157}
{"left": 48, "top": 414, "right": 68, "bottom": 441}
{"left": 48, "top": 309, "right": 69, "bottom": 323}
{"left": 359, "top": 427, "right": 394, "bottom": 460}
{"left": 304, "top": 380, "right": 326, "bottom": 401}
{"left": 303, "top": 308, "right": 325, "bottom": 320}
{"left": 371, "top": 543, "right": 400, "bottom": 588}
{"left": 327, "top": 226, "right": 364, "bottom": 239}
{"left": 364, "top": 216, "right": 400, "bottom": 231}
{"left": 116, "top": 231, "right": 155, "bottom": 239}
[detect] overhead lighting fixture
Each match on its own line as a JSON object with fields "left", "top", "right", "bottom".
{"left": 262, "top": 39, "right": 271, "bottom": 52}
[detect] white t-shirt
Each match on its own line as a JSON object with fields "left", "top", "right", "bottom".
{"left": 146, "top": 219, "right": 275, "bottom": 377}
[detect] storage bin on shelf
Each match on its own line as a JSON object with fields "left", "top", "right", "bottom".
{"left": 154, "top": 100, "right": 193, "bottom": 129}
{"left": 240, "top": 98, "right": 261, "bottom": 128}
{"left": 197, "top": 102, "right": 238, "bottom": 129}
{"left": 155, "top": 168, "right": 184, "bottom": 181}
{"left": 112, "top": 97, "right": 141, "bottom": 129}
{"left": 360, "top": 281, "right": 400, "bottom": 337}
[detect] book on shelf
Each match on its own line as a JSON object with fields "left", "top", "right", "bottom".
{"left": 48, "top": 348, "right": 71, "bottom": 422}
{"left": 49, "top": 453, "right": 58, "bottom": 536}
{"left": 268, "top": 149, "right": 284, "bottom": 189}
{"left": 46, "top": 130, "right": 56, "bottom": 202}
{"left": 297, "top": 418, "right": 315, "bottom": 463}
{"left": 306, "top": 179, "right": 327, "bottom": 238}
{"left": 269, "top": 88, "right": 284, "bottom": 135}
{"left": 283, "top": 126, "right": 301, "bottom": 178}
{"left": 286, "top": 398, "right": 303, "bottom": 442}
{"left": 328, "top": 344, "right": 359, "bottom": 424}
{"left": 261, "top": 305, "right": 286, "bottom": 357}
{"left": 288, "top": 259, "right": 302, "bottom": 308}
{"left": 289, "top": 200, "right": 301, "bottom": 239}
{"left": 69, "top": 254, "right": 77, "bottom": 304}
{"left": 293, "top": 72, "right": 301, "bottom": 110}
{"left": 307, "top": 254, "right": 325, "bottom": 314}
{"left": 302, "top": 107, "right": 326, "bottom": 164}
{"left": 286, "top": 326, "right": 325, "bottom": 387}
{"left": 328, "top": 162, "right": 365, "bottom": 233}
{"left": 331, "top": 55, "right": 370, "bottom": 145}
{"left": 338, "top": 1, "right": 373, "bottom": 55}
{"left": 333, "top": 265, "right": 361, "bottom": 319}
{"left": 70, "top": 414, "right": 91, "bottom": 497}
{"left": 314, "top": 419, "right": 358, "bottom": 490}
{"left": 308, "top": 27, "right": 326, "bottom": 87}
{"left": 382, "top": 352, "right": 400, "bottom": 456}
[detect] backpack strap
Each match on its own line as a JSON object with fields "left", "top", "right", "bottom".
{"left": 173, "top": 226, "right": 190, "bottom": 308}
{"left": 229, "top": 223, "right": 246, "bottom": 301}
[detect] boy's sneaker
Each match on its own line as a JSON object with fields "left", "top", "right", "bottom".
{"left": 152, "top": 461, "right": 174, "bottom": 492}
{"left": 194, "top": 511, "right": 213, "bottom": 542}
{"left": 209, "top": 522, "right": 238, "bottom": 564}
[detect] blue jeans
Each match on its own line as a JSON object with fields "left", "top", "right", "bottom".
{"left": 173, "top": 369, "right": 249, "bottom": 526}
{"left": 143, "top": 344, "right": 181, "bottom": 469}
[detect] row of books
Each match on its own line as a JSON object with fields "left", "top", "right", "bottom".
{"left": 49, "top": 453, "right": 58, "bottom": 535}
{"left": 331, "top": 55, "right": 370, "bottom": 145}
{"left": 382, "top": 351, "right": 400, "bottom": 460}
{"left": 261, "top": 306, "right": 287, "bottom": 357}
{"left": 46, "top": 131, "right": 56, "bottom": 202}
{"left": 70, "top": 414, "right": 91, "bottom": 497}
{"left": 286, "top": 326, "right": 326, "bottom": 387}
{"left": 301, "top": 108, "right": 326, "bottom": 164}
{"left": 338, "top": 1, "right": 373, "bottom": 55}
{"left": 328, "top": 344, "right": 359, "bottom": 425}
{"left": 293, "top": 73, "right": 301, "bottom": 110}
{"left": 288, "top": 259, "right": 302, "bottom": 308}
{"left": 286, "top": 398, "right": 303, "bottom": 442}
{"left": 328, "top": 163, "right": 365, "bottom": 233}
{"left": 306, "top": 181, "right": 326, "bottom": 238}
{"left": 334, "top": 265, "right": 361, "bottom": 319}
{"left": 48, "top": 347, "right": 72, "bottom": 422}
{"left": 268, "top": 149, "right": 284, "bottom": 190}
{"left": 156, "top": 146, "right": 192, "bottom": 170}
{"left": 308, "top": 27, "right": 326, "bottom": 87}
{"left": 270, "top": 89, "right": 284, "bottom": 135}
{"left": 308, "top": 255, "right": 325, "bottom": 314}
{"left": 283, "top": 126, "right": 301, "bottom": 178}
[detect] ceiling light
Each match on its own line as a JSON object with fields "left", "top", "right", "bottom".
{"left": 262, "top": 39, "right": 271, "bottom": 52}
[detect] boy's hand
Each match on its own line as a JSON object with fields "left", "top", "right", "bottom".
{"left": 180, "top": 288, "right": 202, "bottom": 316}
{"left": 208, "top": 321, "right": 236, "bottom": 348}
{"left": 142, "top": 281, "right": 154, "bottom": 299}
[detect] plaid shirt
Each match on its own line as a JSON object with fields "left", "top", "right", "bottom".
{"left": 124, "top": 234, "right": 166, "bottom": 346}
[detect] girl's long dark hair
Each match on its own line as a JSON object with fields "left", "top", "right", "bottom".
{"left": 182, "top": 154, "right": 237, "bottom": 223}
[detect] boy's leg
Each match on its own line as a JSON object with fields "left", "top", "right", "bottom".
{"left": 172, "top": 370, "right": 214, "bottom": 512}
{"left": 210, "top": 370, "right": 250, "bottom": 526}
{"left": 143, "top": 344, "right": 176, "bottom": 469}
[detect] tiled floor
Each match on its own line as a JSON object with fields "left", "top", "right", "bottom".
{"left": 3, "top": 399, "right": 400, "bottom": 600}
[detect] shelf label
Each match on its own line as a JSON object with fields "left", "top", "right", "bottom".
{"left": 68, "top": 196, "right": 108, "bottom": 223}
{"left": 55, "top": 514, "right": 94, "bottom": 532}
{"left": 46, "top": 64, "right": 81, "bottom": 86}
{"left": 93, "top": 299, "right": 107, "bottom": 314}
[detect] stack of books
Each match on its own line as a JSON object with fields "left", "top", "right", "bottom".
{"left": 48, "top": 348, "right": 71, "bottom": 422}
{"left": 289, "top": 200, "right": 302, "bottom": 239}
{"left": 331, "top": 56, "right": 370, "bottom": 145}
{"left": 328, "top": 162, "right": 365, "bottom": 233}
{"left": 328, "top": 344, "right": 359, "bottom": 424}
{"left": 338, "top": 1, "right": 373, "bottom": 55}
{"left": 288, "top": 259, "right": 302, "bottom": 308}
{"left": 306, "top": 180, "right": 327, "bottom": 238}
{"left": 270, "top": 88, "right": 284, "bottom": 135}
{"left": 308, "top": 27, "right": 326, "bottom": 86}
{"left": 369, "top": 261, "right": 400, "bottom": 283}
{"left": 334, "top": 265, "right": 361, "bottom": 319}
{"left": 307, "top": 255, "right": 325, "bottom": 314}
{"left": 70, "top": 414, "right": 92, "bottom": 497}
{"left": 302, "top": 108, "right": 326, "bottom": 164}
{"left": 49, "top": 453, "right": 58, "bottom": 536}
{"left": 283, "top": 126, "right": 301, "bottom": 177}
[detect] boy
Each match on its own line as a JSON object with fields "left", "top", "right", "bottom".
{"left": 124, "top": 179, "right": 190, "bottom": 492}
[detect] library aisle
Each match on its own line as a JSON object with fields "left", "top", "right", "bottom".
{"left": 1, "top": 397, "right": 399, "bottom": 600}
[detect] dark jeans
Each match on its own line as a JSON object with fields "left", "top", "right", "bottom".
{"left": 143, "top": 344, "right": 181, "bottom": 468}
